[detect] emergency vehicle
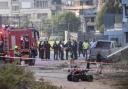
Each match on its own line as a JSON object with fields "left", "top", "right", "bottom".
{"left": 0, "top": 26, "right": 39, "bottom": 65}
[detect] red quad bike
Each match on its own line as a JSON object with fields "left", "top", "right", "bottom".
{"left": 67, "top": 69, "right": 93, "bottom": 82}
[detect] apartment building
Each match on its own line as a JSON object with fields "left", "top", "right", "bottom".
{"left": 61, "top": 0, "right": 99, "bottom": 32}
{"left": 122, "top": 0, "right": 128, "bottom": 44}
{"left": 0, "top": 0, "right": 52, "bottom": 26}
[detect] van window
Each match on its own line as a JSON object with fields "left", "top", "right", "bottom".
{"left": 96, "top": 41, "right": 111, "bottom": 49}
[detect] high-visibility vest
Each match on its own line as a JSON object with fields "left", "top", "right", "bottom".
{"left": 83, "top": 42, "right": 89, "bottom": 49}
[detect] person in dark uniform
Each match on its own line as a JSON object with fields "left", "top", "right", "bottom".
{"left": 52, "top": 41, "right": 59, "bottom": 60}
{"left": 41, "top": 41, "right": 46, "bottom": 59}
{"left": 78, "top": 41, "right": 83, "bottom": 57}
{"left": 65, "top": 40, "right": 71, "bottom": 60}
{"left": 38, "top": 41, "right": 42, "bottom": 59}
{"left": 71, "top": 40, "right": 78, "bottom": 59}
{"left": 45, "top": 41, "right": 51, "bottom": 60}
{"left": 58, "top": 41, "right": 64, "bottom": 60}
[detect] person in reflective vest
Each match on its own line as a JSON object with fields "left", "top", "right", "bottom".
{"left": 82, "top": 40, "right": 89, "bottom": 60}
{"left": 14, "top": 46, "right": 21, "bottom": 64}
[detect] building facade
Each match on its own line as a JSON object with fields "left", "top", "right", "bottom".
{"left": 122, "top": 0, "right": 128, "bottom": 44}
{"left": 0, "top": 0, "right": 52, "bottom": 27}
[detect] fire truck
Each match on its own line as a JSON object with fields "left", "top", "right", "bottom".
{"left": 0, "top": 26, "right": 39, "bottom": 65}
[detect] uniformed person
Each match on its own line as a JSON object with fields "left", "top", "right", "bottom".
{"left": 65, "top": 40, "right": 72, "bottom": 60}
{"left": 52, "top": 41, "right": 59, "bottom": 60}
{"left": 82, "top": 40, "right": 89, "bottom": 60}
{"left": 45, "top": 41, "right": 51, "bottom": 60}
{"left": 58, "top": 41, "right": 64, "bottom": 60}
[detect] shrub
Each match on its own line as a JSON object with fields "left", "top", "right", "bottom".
{"left": 0, "top": 64, "right": 61, "bottom": 89}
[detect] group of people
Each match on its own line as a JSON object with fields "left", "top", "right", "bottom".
{"left": 38, "top": 39, "right": 92, "bottom": 60}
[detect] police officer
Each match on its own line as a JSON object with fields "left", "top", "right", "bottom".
{"left": 52, "top": 41, "right": 59, "bottom": 60}
{"left": 40, "top": 41, "right": 46, "bottom": 59}
{"left": 78, "top": 41, "right": 83, "bottom": 57}
{"left": 38, "top": 41, "right": 42, "bottom": 59}
{"left": 70, "top": 40, "right": 78, "bottom": 59}
{"left": 45, "top": 41, "right": 51, "bottom": 60}
{"left": 65, "top": 40, "right": 71, "bottom": 60}
{"left": 58, "top": 41, "right": 64, "bottom": 60}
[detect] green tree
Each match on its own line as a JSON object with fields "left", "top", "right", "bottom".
{"left": 95, "top": 0, "right": 121, "bottom": 32}
{"left": 106, "top": 0, "right": 121, "bottom": 14}
{"left": 96, "top": 3, "right": 107, "bottom": 32}
{"left": 52, "top": 12, "right": 81, "bottom": 32}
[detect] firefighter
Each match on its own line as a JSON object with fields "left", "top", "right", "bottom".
{"left": 14, "top": 46, "right": 21, "bottom": 64}
{"left": 14, "top": 46, "right": 21, "bottom": 57}
{"left": 29, "top": 46, "right": 37, "bottom": 65}
{"left": 29, "top": 46, "right": 37, "bottom": 58}
{"left": 52, "top": 41, "right": 59, "bottom": 60}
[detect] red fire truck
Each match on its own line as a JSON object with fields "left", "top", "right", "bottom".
{"left": 0, "top": 27, "right": 39, "bottom": 65}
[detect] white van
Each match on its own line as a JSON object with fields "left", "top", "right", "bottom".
{"left": 89, "top": 40, "right": 118, "bottom": 61}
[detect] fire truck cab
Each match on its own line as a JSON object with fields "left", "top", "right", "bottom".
{"left": 0, "top": 27, "right": 39, "bottom": 65}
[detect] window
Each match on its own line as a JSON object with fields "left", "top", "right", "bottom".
{"left": 96, "top": 41, "right": 111, "bottom": 49}
{"left": 125, "top": 5, "right": 128, "bottom": 18}
{"left": 37, "top": 13, "right": 48, "bottom": 19}
{"left": 12, "top": 6, "right": 19, "bottom": 11}
{"left": 91, "top": 17, "right": 94, "bottom": 22}
{"left": 0, "top": 2, "right": 8, "bottom": 9}
{"left": 34, "top": 0, "right": 48, "bottom": 8}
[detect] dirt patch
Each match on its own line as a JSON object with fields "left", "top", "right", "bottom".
{"left": 41, "top": 72, "right": 128, "bottom": 89}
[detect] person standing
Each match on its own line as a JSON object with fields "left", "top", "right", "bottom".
{"left": 58, "top": 41, "right": 64, "bottom": 60}
{"left": 52, "top": 41, "right": 59, "bottom": 60}
{"left": 45, "top": 41, "right": 51, "bottom": 60}
{"left": 65, "top": 40, "right": 71, "bottom": 60}
{"left": 38, "top": 41, "right": 42, "bottom": 59}
{"left": 82, "top": 40, "right": 89, "bottom": 60}
{"left": 29, "top": 46, "right": 37, "bottom": 65}
{"left": 40, "top": 41, "right": 46, "bottom": 60}
{"left": 96, "top": 51, "right": 103, "bottom": 74}
{"left": 29, "top": 46, "right": 37, "bottom": 58}
{"left": 78, "top": 41, "right": 83, "bottom": 57}
{"left": 72, "top": 40, "right": 78, "bottom": 59}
